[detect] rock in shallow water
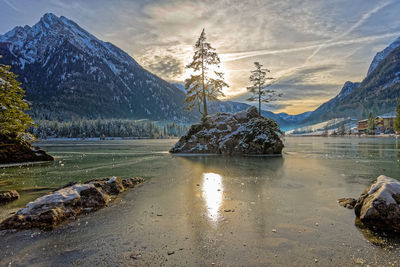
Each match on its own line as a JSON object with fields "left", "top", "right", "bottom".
{"left": 0, "top": 190, "right": 20, "bottom": 204}
{"left": 337, "top": 198, "right": 357, "bottom": 209}
{"left": 170, "top": 106, "right": 284, "bottom": 155}
{"left": 0, "top": 177, "right": 143, "bottom": 230}
{"left": 353, "top": 175, "right": 400, "bottom": 232}
{"left": 0, "top": 134, "right": 53, "bottom": 164}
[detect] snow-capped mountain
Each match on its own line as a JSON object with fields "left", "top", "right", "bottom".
{"left": 0, "top": 13, "right": 192, "bottom": 121}
{"left": 0, "top": 13, "right": 139, "bottom": 71}
{"left": 367, "top": 36, "right": 400, "bottom": 75}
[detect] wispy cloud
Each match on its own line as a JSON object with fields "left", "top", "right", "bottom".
{"left": 221, "top": 32, "right": 400, "bottom": 62}
{"left": 3, "top": 0, "right": 19, "bottom": 12}
{"left": 306, "top": 0, "right": 395, "bottom": 63}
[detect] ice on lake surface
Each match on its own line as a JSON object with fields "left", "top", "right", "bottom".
{"left": 1, "top": 137, "right": 400, "bottom": 266}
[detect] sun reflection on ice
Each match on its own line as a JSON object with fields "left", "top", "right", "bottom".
{"left": 202, "top": 172, "right": 223, "bottom": 222}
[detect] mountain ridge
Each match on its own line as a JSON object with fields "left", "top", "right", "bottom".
{"left": 0, "top": 13, "right": 194, "bottom": 121}
{"left": 300, "top": 37, "right": 400, "bottom": 126}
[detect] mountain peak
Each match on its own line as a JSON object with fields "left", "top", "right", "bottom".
{"left": 0, "top": 13, "right": 139, "bottom": 69}
{"left": 336, "top": 81, "right": 360, "bottom": 100}
{"left": 41, "top": 13, "right": 60, "bottom": 23}
{"left": 37, "top": 13, "right": 65, "bottom": 30}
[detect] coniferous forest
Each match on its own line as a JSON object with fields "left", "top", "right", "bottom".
{"left": 29, "top": 119, "right": 188, "bottom": 139}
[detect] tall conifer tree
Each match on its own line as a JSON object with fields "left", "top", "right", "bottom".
{"left": 184, "top": 29, "right": 228, "bottom": 117}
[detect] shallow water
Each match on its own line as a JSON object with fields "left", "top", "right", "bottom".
{"left": 1, "top": 137, "right": 400, "bottom": 266}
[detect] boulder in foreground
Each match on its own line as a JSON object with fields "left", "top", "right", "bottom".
{"left": 0, "top": 134, "right": 54, "bottom": 164}
{"left": 0, "top": 177, "right": 143, "bottom": 230}
{"left": 353, "top": 175, "right": 400, "bottom": 232}
{"left": 170, "top": 106, "right": 284, "bottom": 155}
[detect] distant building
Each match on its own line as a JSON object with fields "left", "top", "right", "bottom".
{"left": 357, "top": 119, "right": 368, "bottom": 134}
{"left": 376, "top": 115, "right": 395, "bottom": 134}
{"left": 357, "top": 115, "right": 396, "bottom": 134}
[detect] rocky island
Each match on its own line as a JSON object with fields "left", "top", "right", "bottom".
{"left": 0, "top": 176, "right": 143, "bottom": 230}
{"left": 170, "top": 106, "right": 284, "bottom": 155}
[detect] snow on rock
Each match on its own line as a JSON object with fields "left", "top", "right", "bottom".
{"left": 107, "top": 176, "right": 117, "bottom": 183}
{"left": 0, "top": 177, "right": 144, "bottom": 230}
{"left": 353, "top": 175, "right": 400, "bottom": 232}
{"left": 18, "top": 184, "right": 94, "bottom": 215}
{"left": 170, "top": 106, "right": 284, "bottom": 155}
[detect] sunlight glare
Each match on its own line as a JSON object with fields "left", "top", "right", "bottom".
{"left": 202, "top": 172, "right": 223, "bottom": 222}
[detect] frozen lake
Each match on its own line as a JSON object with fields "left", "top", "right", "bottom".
{"left": 1, "top": 137, "right": 400, "bottom": 266}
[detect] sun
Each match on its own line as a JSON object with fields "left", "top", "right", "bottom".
{"left": 182, "top": 58, "right": 232, "bottom": 97}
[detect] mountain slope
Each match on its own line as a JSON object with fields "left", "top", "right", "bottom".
{"left": 368, "top": 36, "right": 400, "bottom": 75}
{"left": 0, "top": 13, "right": 193, "bottom": 122}
{"left": 335, "top": 46, "right": 400, "bottom": 117}
{"left": 301, "top": 37, "right": 400, "bottom": 125}
{"left": 303, "top": 81, "right": 360, "bottom": 123}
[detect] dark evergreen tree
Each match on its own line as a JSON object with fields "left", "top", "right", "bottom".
{"left": 323, "top": 125, "right": 329, "bottom": 137}
{"left": 184, "top": 29, "right": 228, "bottom": 117}
{"left": 367, "top": 112, "right": 376, "bottom": 135}
{"left": 338, "top": 123, "right": 346, "bottom": 136}
{"left": 247, "top": 62, "right": 282, "bottom": 115}
{"left": 394, "top": 99, "right": 400, "bottom": 134}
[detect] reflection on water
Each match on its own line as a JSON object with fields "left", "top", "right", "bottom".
{"left": 202, "top": 172, "right": 223, "bottom": 222}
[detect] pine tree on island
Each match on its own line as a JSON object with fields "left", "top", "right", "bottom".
{"left": 246, "top": 62, "right": 282, "bottom": 115}
{"left": 184, "top": 29, "right": 228, "bottom": 118}
{"left": 0, "top": 56, "right": 35, "bottom": 141}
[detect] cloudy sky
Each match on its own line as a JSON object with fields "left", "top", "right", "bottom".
{"left": 1, "top": 0, "right": 400, "bottom": 114}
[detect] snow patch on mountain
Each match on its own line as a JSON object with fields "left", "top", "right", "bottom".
{"left": 368, "top": 36, "right": 400, "bottom": 75}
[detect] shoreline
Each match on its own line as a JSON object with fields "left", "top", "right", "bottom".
{"left": 286, "top": 134, "right": 398, "bottom": 138}
{"left": 35, "top": 136, "right": 178, "bottom": 142}
{"left": 0, "top": 160, "right": 53, "bottom": 168}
